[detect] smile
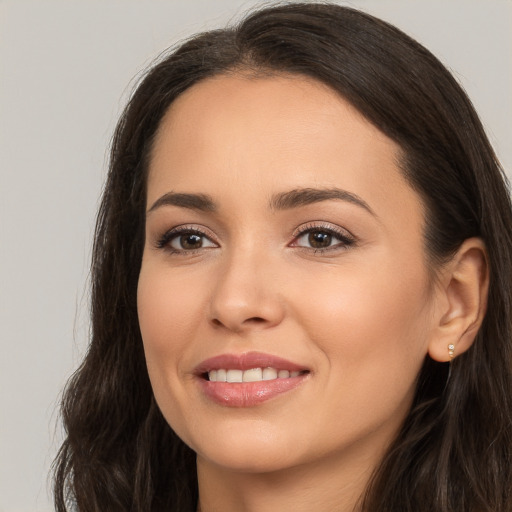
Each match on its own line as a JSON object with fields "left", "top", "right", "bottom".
{"left": 195, "top": 352, "right": 310, "bottom": 407}
{"left": 207, "top": 368, "right": 305, "bottom": 382}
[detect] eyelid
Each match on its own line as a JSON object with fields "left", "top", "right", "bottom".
{"left": 289, "top": 221, "right": 357, "bottom": 250}
{"left": 155, "top": 224, "right": 219, "bottom": 252}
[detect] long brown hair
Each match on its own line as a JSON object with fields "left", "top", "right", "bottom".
{"left": 53, "top": 3, "right": 512, "bottom": 511}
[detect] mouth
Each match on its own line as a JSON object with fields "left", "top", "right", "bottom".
{"left": 195, "top": 352, "right": 311, "bottom": 407}
{"left": 204, "top": 367, "right": 308, "bottom": 383}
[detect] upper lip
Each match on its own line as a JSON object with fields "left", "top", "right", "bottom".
{"left": 194, "top": 351, "right": 309, "bottom": 375}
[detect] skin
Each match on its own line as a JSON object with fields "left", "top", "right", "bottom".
{"left": 137, "top": 74, "right": 484, "bottom": 511}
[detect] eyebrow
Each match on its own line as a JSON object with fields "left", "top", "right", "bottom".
{"left": 147, "top": 192, "right": 217, "bottom": 214}
{"left": 270, "top": 187, "right": 375, "bottom": 215}
{"left": 147, "top": 187, "right": 375, "bottom": 216}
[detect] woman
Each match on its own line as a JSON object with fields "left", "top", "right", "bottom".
{"left": 53, "top": 3, "right": 512, "bottom": 511}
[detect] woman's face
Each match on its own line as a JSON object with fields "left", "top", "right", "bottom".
{"left": 138, "top": 74, "right": 438, "bottom": 474}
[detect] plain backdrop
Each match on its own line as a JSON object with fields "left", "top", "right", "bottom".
{"left": 1, "top": 1, "right": 511, "bottom": 510}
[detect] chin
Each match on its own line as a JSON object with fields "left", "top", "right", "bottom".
{"left": 199, "top": 447, "right": 299, "bottom": 474}
{"left": 188, "top": 422, "right": 304, "bottom": 473}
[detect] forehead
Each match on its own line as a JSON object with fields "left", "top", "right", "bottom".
{"left": 151, "top": 73, "right": 393, "bottom": 171}
{"left": 147, "top": 73, "right": 423, "bottom": 232}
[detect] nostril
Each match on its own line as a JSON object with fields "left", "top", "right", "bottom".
{"left": 245, "top": 317, "right": 266, "bottom": 324}
{"left": 210, "top": 316, "right": 266, "bottom": 329}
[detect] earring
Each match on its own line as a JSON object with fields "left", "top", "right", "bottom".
{"left": 448, "top": 344, "right": 455, "bottom": 359}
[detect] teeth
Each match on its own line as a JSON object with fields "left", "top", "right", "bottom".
{"left": 226, "top": 369, "right": 243, "bottom": 383}
{"left": 262, "top": 367, "right": 278, "bottom": 380}
{"left": 208, "top": 367, "right": 304, "bottom": 383}
{"left": 243, "top": 368, "right": 263, "bottom": 382}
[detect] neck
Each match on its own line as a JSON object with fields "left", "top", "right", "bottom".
{"left": 196, "top": 448, "right": 378, "bottom": 512}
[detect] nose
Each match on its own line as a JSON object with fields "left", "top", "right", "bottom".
{"left": 208, "top": 250, "right": 285, "bottom": 333}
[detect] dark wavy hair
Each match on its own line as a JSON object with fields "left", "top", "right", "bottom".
{"left": 53, "top": 3, "right": 512, "bottom": 511}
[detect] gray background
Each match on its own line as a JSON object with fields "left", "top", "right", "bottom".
{"left": 1, "top": 1, "right": 510, "bottom": 510}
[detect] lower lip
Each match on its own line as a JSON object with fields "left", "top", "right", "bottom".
{"left": 198, "top": 375, "right": 308, "bottom": 407}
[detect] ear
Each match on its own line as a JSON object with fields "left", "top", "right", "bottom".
{"left": 428, "top": 238, "right": 489, "bottom": 362}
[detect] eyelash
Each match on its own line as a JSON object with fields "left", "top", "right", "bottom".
{"left": 290, "top": 222, "right": 356, "bottom": 253}
{"left": 155, "top": 225, "right": 216, "bottom": 254}
{"left": 155, "top": 222, "right": 356, "bottom": 255}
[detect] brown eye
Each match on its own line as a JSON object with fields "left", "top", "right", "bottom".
{"left": 179, "top": 234, "right": 203, "bottom": 250}
{"left": 308, "top": 231, "right": 332, "bottom": 248}
{"left": 168, "top": 231, "right": 216, "bottom": 251}
{"left": 292, "top": 225, "right": 355, "bottom": 252}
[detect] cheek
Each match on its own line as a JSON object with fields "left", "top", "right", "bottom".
{"left": 137, "top": 262, "right": 203, "bottom": 393}
{"left": 293, "top": 255, "right": 431, "bottom": 380}
{"left": 138, "top": 261, "right": 204, "bottom": 350}
{"left": 295, "top": 262, "right": 431, "bottom": 441}
{"left": 137, "top": 261, "right": 209, "bottom": 442}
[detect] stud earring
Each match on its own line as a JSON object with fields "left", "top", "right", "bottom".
{"left": 448, "top": 344, "right": 455, "bottom": 359}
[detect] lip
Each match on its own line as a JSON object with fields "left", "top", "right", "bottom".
{"left": 194, "top": 351, "right": 310, "bottom": 407}
{"left": 195, "top": 351, "right": 308, "bottom": 374}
